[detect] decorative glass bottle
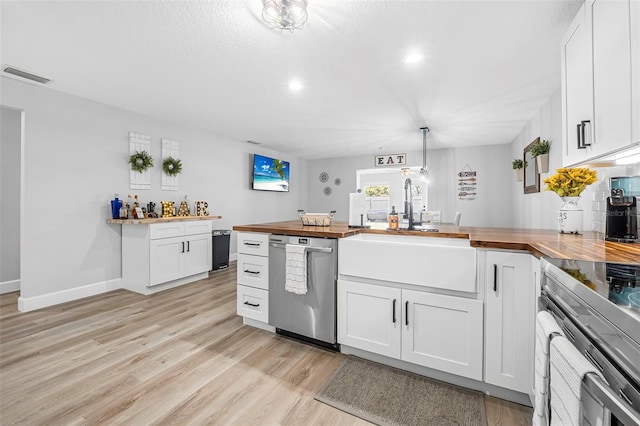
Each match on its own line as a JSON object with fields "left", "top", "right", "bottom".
{"left": 558, "top": 196, "right": 583, "bottom": 234}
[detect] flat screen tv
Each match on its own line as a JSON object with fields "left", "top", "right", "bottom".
{"left": 252, "top": 154, "right": 290, "bottom": 192}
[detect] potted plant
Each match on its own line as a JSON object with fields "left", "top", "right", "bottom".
{"left": 512, "top": 159, "right": 524, "bottom": 182}
{"left": 543, "top": 167, "right": 598, "bottom": 234}
{"left": 531, "top": 139, "right": 550, "bottom": 173}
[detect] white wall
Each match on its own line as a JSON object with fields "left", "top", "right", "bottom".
{"left": 307, "top": 144, "right": 514, "bottom": 228}
{"left": 1, "top": 76, "right": 306, "bottom": 307}
{"left": 1, "top": 106, "right": 22, "bottom": 290}
{"left": 509, "top": 89, "right": 640, "bottom": 231}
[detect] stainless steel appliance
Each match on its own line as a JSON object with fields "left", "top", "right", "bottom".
{"left": 540, "top": 258, "right": 640, "bottom": 425}
{"left": 269, "top": 235, "right": 339, "bottom": 350}
{"left": 606, "top": 188, "right": 639, "bottom": 243}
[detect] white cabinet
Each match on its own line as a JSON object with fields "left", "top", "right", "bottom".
{"left": 236, "top": 232, "right": 270, "bottom": 327}
{"left": 561, "top": 3, "right": 594, "bottom": 166}
{"left": 562, "top": 0, "right": 638, "bottom": 166}
{"left": 121, "top": 220, "right": 213, "bottom": 295}
{"left": 338, "top": 280, "right": 401, "bottom": 358}
{"left": 149, "top": 236, "right": 185, "bottom": 285}
{"left": 483, "top": 250, "right": 534, "bottom": 394}
{"left": 402, "top": 289, "right": 483, "bottom": 380}
{"left": 338, "top": 279, "right": 483, "bottom": 380}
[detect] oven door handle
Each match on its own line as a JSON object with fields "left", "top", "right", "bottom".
{"left": 584, "top": 373, "right": 640, "bottom": 426}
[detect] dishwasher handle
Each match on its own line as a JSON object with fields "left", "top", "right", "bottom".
{"left": 269, "top": 242, "right": 333, "bottom": 253}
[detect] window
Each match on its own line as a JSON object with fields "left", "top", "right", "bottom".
{"left": 364, "top": 184, "right": 390, "bottom": 212}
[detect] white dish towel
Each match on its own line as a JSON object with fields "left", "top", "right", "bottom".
{"left": 285, "top": 244, "right": 307, "bottom": 295}
{"left": 549, "top": 336, "right": 604, "bottom": 426}
{"left": 533, "top": 311, "right": 564, "bottom": 426}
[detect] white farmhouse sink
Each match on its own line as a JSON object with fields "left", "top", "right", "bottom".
{"left": 338, "top": 233, "right": 477, "bottom": 293}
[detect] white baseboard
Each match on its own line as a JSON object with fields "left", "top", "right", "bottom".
{"left": 18, "top": 278, "right": 122, "bottom": 312}
{"left": 0, "top": 279, "right": 20, "bottom": 294}
{"left": 230, "top": 252, "right": 237, "bottom": 262}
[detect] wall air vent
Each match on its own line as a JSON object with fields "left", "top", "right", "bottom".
{"left": 246, "top": 140, "right": 262, "bottom": 145}
{"left": 3, "top": 66, "right": 51, "bottom": 84}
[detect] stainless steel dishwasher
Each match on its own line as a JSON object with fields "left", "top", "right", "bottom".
{"left": 269, "top": 234, "right": 339, "bottom": 350}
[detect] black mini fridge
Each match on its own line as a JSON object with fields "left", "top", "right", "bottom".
{"left": 211, "top": 230, "right": 231, "bottom": 270}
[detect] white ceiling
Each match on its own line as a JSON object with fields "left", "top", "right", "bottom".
{"left": 1, "top": 0, "right": 582, "bottom": 160}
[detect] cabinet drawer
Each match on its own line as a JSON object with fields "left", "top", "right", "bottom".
{"left": 237, "top": 253, "right": 269, "bottom": 290}
{"left": 237, "top": 285, "right": 269, "bottom": 323}
{"left": 150, "top": 222, "right": 185, "bottom": 240}
{"left": 184, "top": 220, "right": 212, "bottom": 236}
{"left": 237, "top": 232, "right": 269, "bottom": 256}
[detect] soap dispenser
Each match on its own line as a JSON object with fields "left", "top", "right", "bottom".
{"left": 388, "top": 206, "right": 399, "bottom": 230}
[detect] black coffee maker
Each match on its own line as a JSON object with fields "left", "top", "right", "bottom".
{"left": 605, "top": 188, "right": 639, "bottom": 243}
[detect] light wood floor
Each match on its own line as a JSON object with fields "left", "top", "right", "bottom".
{"left": 0, "top": 263, "right": 532, "bottom": 425}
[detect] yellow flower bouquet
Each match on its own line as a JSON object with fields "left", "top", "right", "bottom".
{"left": 543, "top": 167, "right": 598, "bottom": 197}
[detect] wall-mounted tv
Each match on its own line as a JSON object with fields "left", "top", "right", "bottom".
{"left": 252, "top": 154, "right": 290, "bottom": 192}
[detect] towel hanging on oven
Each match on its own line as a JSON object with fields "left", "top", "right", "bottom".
{"left": 285, "top": 244, "right": 307, "bottom": 295}
{"left": 533, "top": 311, "right": 564, "bottom": 426}
{"left": 549, "top": 336, "right": 604, "bottom": 426}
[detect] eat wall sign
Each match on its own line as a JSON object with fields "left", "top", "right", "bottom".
{"left": 374, "top": 153, "right": 406, "bottom": 167}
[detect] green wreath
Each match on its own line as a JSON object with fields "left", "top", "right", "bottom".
{"left": 129, "top": 150, "right": 154, "bottom": 173}
{"left": 162, "top": 156, "right": 182, "bottom": 176}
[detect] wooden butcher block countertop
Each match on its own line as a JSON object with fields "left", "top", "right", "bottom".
{"left": 233, "top": 220, "right": 640, "bottom": 263}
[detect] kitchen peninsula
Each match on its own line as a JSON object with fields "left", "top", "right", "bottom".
{"left": 233, "top": 220, "right": 640, "bottom": 262}
{"left": 233, "top": 219, "right": 640, "bottom": 406}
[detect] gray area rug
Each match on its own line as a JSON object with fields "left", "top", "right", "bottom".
{"left": 316, "top": 356, "right": 486, "bottom": 426}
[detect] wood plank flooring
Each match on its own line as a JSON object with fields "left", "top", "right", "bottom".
{"left": 0, "top": 263, "right": 532, "bottom": 425}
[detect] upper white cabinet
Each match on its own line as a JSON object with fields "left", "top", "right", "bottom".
{"left": 483, "top": 250, "right": 534, "bottom": 395}
{"left": 562, "top": 0, "right": 639, "bottom": 166}
{"left": 121, "top": 220, "right": 213, "bottom": 295}
{"left": 562, "top": 3, "right": 594, "bottom": 165}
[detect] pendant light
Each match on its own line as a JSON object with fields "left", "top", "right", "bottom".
{"left": 419, "top": 126, "right": 430, "bottom": 183}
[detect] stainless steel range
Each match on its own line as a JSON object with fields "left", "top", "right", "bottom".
{"left": 540, "top": 258, "right": 640, "bottom": 425}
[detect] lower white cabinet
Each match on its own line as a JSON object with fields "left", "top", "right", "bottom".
{"left": 237, "top": 284, "right": 269, "bottom": 323}
{"left": 236, "top": 232, "right": 271, "bottom": 328}
{"left": 402, "top": 289, "right": 483, "bottom": 380}
{"left": 483, "top": 250, "right": 534, "bottom": 394}
{"left": 338, "top": 279, "right": 483, "bottom": 380}
{"left": 338, "top": 280, "right": 401, "bottom": 358}
{"left": 122, "top": 220, "right": 213, "bottom": 295}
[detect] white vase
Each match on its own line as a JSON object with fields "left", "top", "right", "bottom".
{"left": 558, "top": 196, "right": 583, "bottom": 234}
{"left": 536, "top": 153, "right": 549, "bottom": 173}
{"left": 516, "top": 168, "right": 523, "bottom": 182}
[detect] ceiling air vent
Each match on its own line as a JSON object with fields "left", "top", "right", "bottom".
{"left": 246, "top": 140, "right": 262, "bottom": 145}
{"left": 3, "top": 66, "right": 51, "bottom": 84}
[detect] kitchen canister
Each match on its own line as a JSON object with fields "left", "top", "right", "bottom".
{"left": 558, "top": 196, "right": 583, "bottom": 234}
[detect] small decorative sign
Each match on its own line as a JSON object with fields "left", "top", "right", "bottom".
{"left": 375, "top": 153, "right": 406, "bottom": 167}
{"left": 458, "top": 164, "right": 477, "bottom": 201}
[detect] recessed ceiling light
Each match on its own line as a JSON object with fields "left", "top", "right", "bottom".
{"left": 404, "top": 52, "right": 424, "bottom": 65}
{"left": 288, "top": 80, "right": 303, "bottom": 92}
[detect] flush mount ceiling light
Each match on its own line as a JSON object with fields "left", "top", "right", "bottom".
{"left": 404, "top": 52, "right": 424, "bottom": 65}
{"left": 288, "top": 80, "right": 303, "bottom": 91}
{"left": 262, "top": 0, "right": 308, "bottom": 32}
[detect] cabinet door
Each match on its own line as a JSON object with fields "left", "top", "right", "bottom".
{"left": 590, "top": 0, "right": 632, "bottom": 156}
{"left": 150, "top": 236, "right": 184, "bottom": 286}
{"left": 184, "top": 233, "right": 212, "bottom": 276}
{"left": 337, "top": 280, "right": 401, "bottom": 359}
{"left": 485, "top": 251, "right": 534, "bottom": 393}
{"left": 401, "top": 290, "right": 483, "bottom": 380}
{"left": 561, "top": 3, "right": 594, "bottom": 166}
